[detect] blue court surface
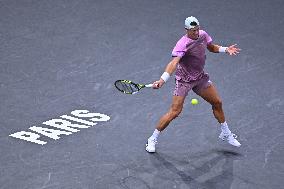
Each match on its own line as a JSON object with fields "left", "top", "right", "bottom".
{"left": 1, "top": 0, "right": 283, "bottom": 188}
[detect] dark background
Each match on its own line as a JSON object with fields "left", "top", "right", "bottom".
{"left": 1, "top": 0, "right": 283, "bottom": 188}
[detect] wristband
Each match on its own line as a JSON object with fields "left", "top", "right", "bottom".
{"left": 219, "top": 46, "right": 227, "bottom": 53}
{"left": 161, "top": 72, "right": 170, "bottom": 82}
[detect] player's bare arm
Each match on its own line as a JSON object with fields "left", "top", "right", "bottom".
{"left": 153, "top": 56, "right": 181, "bottom": 89}
{"left": 207, "top": 43, "right": 241, "bottom": 55}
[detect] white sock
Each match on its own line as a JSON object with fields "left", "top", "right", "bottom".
{"left": 150, "top": 129, "right": 160, "bottom": 140}
{"left": 221, "top": 121, "right": 231, "bottom": 134}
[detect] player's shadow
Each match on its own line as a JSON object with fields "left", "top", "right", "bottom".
{"left": 150, "top": 149, "right": 243, "bottom": 189}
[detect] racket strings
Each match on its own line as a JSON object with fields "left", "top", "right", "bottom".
{"left": 115, "top": 81, "right": 139, "bottom": 94}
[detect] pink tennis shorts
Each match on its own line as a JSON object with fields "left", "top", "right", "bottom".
{"left": 173, "top": 73, "right": 212, "bottom": 96}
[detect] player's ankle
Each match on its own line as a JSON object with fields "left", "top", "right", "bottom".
{"left": 220, "top": 121, "right": 231, "bottom": 134}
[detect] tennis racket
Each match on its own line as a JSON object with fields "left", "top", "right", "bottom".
{"left": 114, "top": 80, "right": 153, "bottom": 94}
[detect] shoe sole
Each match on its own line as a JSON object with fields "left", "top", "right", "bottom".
{"left": 229, "top": 142, "right": 241, "bottom": 147}
{"left": 219, "top": 136, "right": 241, "bottom": 147}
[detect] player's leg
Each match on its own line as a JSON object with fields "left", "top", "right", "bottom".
{"left": 156, "top": 95, "right": 186, "bottom": 131}
{"left": 146, "top": 80, "right": 190, "bottom": 153}
{"left": 146, "top": 95, "right": 185, "bottom": 153}
{"left": 196, "top": 83, "right": 225, "bottom": 123}
{"left": 195, "top": 81, "right": 241, "bottom": 147}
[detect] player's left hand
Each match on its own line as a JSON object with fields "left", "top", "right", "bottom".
{"left": 226, "top": 44, "right": 241, "bottom": 56}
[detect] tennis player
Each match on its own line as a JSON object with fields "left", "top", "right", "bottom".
{"left": 146, "top": 16, "right": 241, "bottom": 153}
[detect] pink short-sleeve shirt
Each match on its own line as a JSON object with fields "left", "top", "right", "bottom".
{"left": 172, "top": 30, "right": 212, "bottom": 81}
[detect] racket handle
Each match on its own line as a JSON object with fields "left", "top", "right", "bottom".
{"left": 145, "top": 84, "right": 153, "bottom": 88}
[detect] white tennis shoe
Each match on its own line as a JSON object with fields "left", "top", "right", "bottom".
{"left": 219, "top": 132, "right": 241, "bottom": 147}
{"left": 146, "top": 138, "right": 157, "bottom": 153}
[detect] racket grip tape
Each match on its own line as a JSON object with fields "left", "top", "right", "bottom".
{"left": 145, "top": 84, "right": 154, "bottom": 88}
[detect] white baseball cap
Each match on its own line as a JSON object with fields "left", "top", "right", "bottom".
{"left": 185, "top": 16, "right": 199, "bottom": 29}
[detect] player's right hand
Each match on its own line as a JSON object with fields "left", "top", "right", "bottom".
{"left": 152, "top": 79, "right": 165, "bottom": 89}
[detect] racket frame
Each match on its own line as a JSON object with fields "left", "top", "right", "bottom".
{"left": 114, "top": 80, "right": 153, "bottom": 94}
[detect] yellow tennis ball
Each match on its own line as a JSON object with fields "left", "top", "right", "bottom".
{"left": 191, "top": 98, "right": 199, "bottom": 105}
